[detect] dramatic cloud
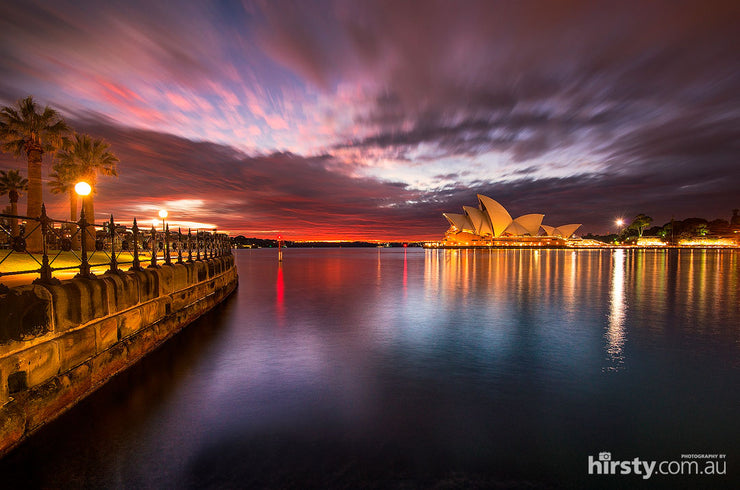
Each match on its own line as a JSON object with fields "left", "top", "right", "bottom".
{"left": 0, "top": 0, "right": 738, "bottom": 238}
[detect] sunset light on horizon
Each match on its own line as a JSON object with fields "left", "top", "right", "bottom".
{"left": 1, "top": 0, "right": 738, "bottom": 240}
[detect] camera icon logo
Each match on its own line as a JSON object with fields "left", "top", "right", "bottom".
{"left": 599, "top": 452, "right": 611, "bottom": 461}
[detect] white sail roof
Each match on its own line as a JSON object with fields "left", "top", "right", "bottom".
{"left": 442, "top": 195, "right": 580, "bottom": 242}
{"left": 513, "top": 214, "right": 544, "bottom": 236}
{"left": 540, "top": 224, "right": 555, "bottom": 236}
{"left": 443, "top": 213, "right": 475, "bottom": 233}
{"left": 540, "top": 223, "right": 582, "bottom": 237}
{"left": 463, "top": 206, "right": 493, "bottom": 236}
{"left": 477, "top": 195, "right": 512, "bottom": 237}
{"left": 554, "top": 224, "right": 581, "bottom": 238}
{"left": 504, "top": 220, "right": 530, "bottom": 235}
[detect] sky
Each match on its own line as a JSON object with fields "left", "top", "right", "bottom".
{"left": 0, "top": 0, "right": 738, "bottom": 240}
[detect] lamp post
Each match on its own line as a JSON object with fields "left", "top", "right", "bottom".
{"left": 75, "top": 181, "right": 93, "bottom": 278}
{"left": 615, "top": 218, "right": 625, "bottom": 245}
{"left": 158, "top": 210, "right": 171, "bottom": 264}
{"left": 75, "top": 181, "right": 92, "bottom": 246}
{"left": 158, "top": 209, "right": 168, "bottom": 231}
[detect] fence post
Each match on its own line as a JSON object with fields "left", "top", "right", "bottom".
{"left": 34, "top": 204, "right": 59, "bottom": 284}
{"left": 149, "top": 226, "right": 158, "bottom": 268}
{"left": 76, "top": 206, "right": 94, "bottom": 279}
{"left": 107, "top": 214, "right": 119, "bottom": 274}
{"left": 165, "top": 224, "right": 172, "bottom": 265}
{"left": 187, "top": 228, "right": 193, "bottom": 262}
{"left": 131, "top": 218, "right": 143, "bottom": 271}
{"left": 196, "top": 231, "right": 201, "bottom": 260}
{"left": 177, "top": 228, "right": 183, "bottom": 263}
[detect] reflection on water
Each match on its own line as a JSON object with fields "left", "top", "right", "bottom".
{"left": 1, "top": 248, "right": 738, "bottom": 488}
{"left": 606, "top": 249, "right": 626, "bottom": 371}
{"left": 276, "top": 262, "right": 284, "bottom": 326}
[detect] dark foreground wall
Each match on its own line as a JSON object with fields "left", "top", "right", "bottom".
{"left": 0, "top": 257, "right": 238, "bottom": 457}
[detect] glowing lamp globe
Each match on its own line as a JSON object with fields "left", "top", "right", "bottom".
{"left": 75, "top": 181, "right": 92, "bottom": 196}
{"left": 158, "top": 210, "right": 168, "bottom": 219}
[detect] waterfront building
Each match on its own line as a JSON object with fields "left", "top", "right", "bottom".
{"left": 441, "top": 194, "right": 582, "bottom": 246}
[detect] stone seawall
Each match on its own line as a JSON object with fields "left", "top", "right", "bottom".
{"left": 0, "top": 256, "right": 238, "bottom": 457}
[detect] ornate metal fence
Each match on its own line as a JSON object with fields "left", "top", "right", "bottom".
{"left": 0, "top": 204, "right": 231, "bottom": 288}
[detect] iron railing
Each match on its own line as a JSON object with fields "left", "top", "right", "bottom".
{"left": 0, "top": 204, "right": 231, "bottom": 289}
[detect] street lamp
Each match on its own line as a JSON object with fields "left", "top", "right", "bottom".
{"left": 75, "top": 180, "right": 92, "bottom": 233}
{"left": 75, "top": 181, "right": 92, "bottom": 199}
{"left": 615, "top": 218, "right": 625, "bottom": 245}
{"left": 75, "top": 181, "right": 93, "bottom": 277}
{"left": 158, "top": 209, "right": 168, "bottom": 231}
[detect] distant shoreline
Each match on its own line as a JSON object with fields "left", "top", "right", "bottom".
{"left": 422, "top": 245, "right": 739, "bottom": 250}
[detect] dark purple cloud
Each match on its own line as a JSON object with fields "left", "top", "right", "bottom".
{"left": 2, "top": 113, "right": 736, "bottom": 238}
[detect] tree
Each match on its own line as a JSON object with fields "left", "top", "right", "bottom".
{"left": 695, "top": 224, "right": 709, "bottom": 237}
{"left": 0, "top": 169, "right": 28, "bottom": 237}
{"left": 0, "top": 96, "right": 69, "bottom": 251}
{"left": 50, "top": 163, "right": 83, "bottom": 250}
{"left": 55, "top": 133, "right": 119, "bottom": 249}
{"left": 49, "top": 163, "right": 82, "bottom": 222}
{"left": 628, "top": 214, "right": 653, "bottom": 238}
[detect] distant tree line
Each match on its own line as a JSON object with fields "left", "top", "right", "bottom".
{"left": 585, "top": 210, "right": 740, "bottom": 244}
{"left": 230, "top": 236, "right": 420, "bottom": 248}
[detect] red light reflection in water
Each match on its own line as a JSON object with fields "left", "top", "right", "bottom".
{"left": 403, "top": 249, "right": 408, "bottom": 295}
{"left": 276, "top": 264, "right": 284, "bottom": 326}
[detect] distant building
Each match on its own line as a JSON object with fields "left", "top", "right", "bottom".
{"left": 441, "top": 194, "right": 581, "bottom": 246}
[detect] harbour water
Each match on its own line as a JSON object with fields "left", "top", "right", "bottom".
{"left": 1, "top": 248, "right": 738, "bottom": 488}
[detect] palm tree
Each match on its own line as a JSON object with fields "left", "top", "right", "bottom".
{"left": 49, "top": 163, "right": 82, "bottom": 222}
{"left": 0, "top": 169, "right": 29, "bottom": 238}
{"left": 50, "top": 163, "right": 83, "bottom": 250}
{"left": 56, "top": 133, "right": 119, "bottom": 249}
{"left": 0, "top": 96, "right": 69, "bottom": 251}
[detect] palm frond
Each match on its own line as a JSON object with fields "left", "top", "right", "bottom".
{"left": 0, "top": 169, "right": 29, "bottom": 195}
{"left": 53, "top": 132, "right": 120, "bottom": 187}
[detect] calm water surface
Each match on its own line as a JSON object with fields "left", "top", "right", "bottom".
{"left": 2, "top": 248, "right": 739, "bottom": 488}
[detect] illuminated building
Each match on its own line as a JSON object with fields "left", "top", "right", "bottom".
{"left": 441, "top": 194, "right": 582, "bottom": 246}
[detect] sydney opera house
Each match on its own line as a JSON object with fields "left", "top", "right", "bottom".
{"left": 439, "top": 194, "right": 582, "bottom": 246}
